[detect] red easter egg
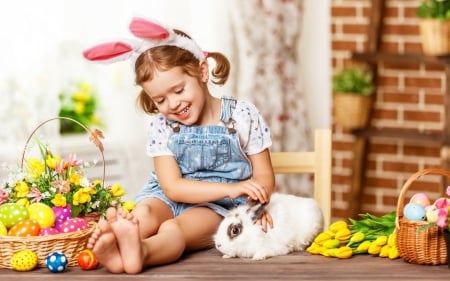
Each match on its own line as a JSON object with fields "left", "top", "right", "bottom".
{"left": 8, "top": 219, "right": 40, "bottom": 237}
{"left": 77, "top": 249, "right": 99, "bottom": 270}
{"left": 59, "top": 218, "right": 89, "bottom": 233}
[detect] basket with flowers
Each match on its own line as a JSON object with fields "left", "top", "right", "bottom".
{"left": 0, "top": 117, "right": 134, "bottom": 269}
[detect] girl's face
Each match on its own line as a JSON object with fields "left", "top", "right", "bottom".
{"left": 141, "top": 66, "right": 207, "bottom": 126}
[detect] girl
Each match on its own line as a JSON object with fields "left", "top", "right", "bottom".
{"left": 83, "top": 17, "right": 275, "bottom": 274}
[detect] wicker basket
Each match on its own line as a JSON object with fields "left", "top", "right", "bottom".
{"left": 333, "top": 93, "right": 373, "bottom": 129}
{"left": 395, "top": 168, "right": 450, "bottom": 265}
{"left": 419, "top": 19, "right": 450, "bottom": 56}
{"left": 0, "top": 223, "right": 95, "bottom": 268}
{"left": 0, "top": 117, "right": 104, "bottom": 268}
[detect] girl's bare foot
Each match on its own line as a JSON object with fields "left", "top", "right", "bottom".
{"left": 87, "top": 217, "right": 124, "bottom": 273}
{"left": 108, "top": 207, "right": 143, "bottom": 274}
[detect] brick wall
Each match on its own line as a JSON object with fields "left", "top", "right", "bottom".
{"left": 331, "top": 0, "right": 446, "bottom": 221}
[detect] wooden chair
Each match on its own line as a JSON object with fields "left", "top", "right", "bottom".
{"left": 270, "top": 129, "right": 332, "bottom": 229}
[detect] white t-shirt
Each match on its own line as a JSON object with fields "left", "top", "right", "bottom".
{"left": 146, "top": 99, "right": 272, "bottom": 157}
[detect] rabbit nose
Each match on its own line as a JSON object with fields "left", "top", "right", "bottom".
{"left": 216, "top": 243, "right": 221, "bottom": 248}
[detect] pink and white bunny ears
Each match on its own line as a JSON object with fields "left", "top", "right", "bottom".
{"left": 83, "top": 17, "right": 206, "bottom": 64}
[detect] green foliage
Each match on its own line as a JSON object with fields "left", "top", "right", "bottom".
{"left": 417, "top": 0, "right": 450, "bottom": 20}
{"left": 332, "top": 67, "right": 374, "bottom": 96}
{"left": 58, "top": 82, "right": 103, "bottom": 134}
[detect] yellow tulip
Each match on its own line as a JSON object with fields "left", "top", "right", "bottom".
{"left": 349, "top": 231, "right": 365, "bottom": 243}
{"left": 368, "top": 242, "right": 382, "bottom": 255}
{"left": 374, "top": 235, "right": 388, "bottom": 246}
{"left": 335, "top": 228, "right": 352, "bottom": 241}
{"left": 388, "top": 247, "right": 399, "bottom": 259}
{"left": 335, "top": 246, "right": 353, "bottom": 259}
{"left": 314, "top": 232, "right": 334, "bottom": 245}
{"left": 323, "top": 239, "right": 341, "bottom": 249}
{"left": 329, "top": 220, "right": 348, "bottom": 233}
{"left": 379, "top": 245, "right": 390, "bottom": 257}
{"left": 355, "top": 240, "right": 372, "bottom": 253}
{"left": 323, "top": 248, "right": 338, "bottom": 257}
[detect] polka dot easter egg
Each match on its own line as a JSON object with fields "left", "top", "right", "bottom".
{"left": 8, "top": 219, "right": 40, "bottom": 237}
{"left": 11, "top": 249, "right": 38, "bottom": 271}
{"left": 0, "top": 203, "right": 29, "bottom": 228}
{"left": 0, "top": 221, "right": 7, "bottom": 236}
{"left": 46, "top": 252, "right": 68, "bottom": 273}
{"left": 59, "top": 218, "right": 89, "bottom": 233}
{"left": 52, "top": 205, "right": 72, "bottom": 231}
{"left": 39, "top": 227, "right": 60, "bottom": 236}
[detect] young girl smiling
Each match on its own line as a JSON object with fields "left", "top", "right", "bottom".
{"left": 83, "top": 17, "right": 275, "bottom": 274}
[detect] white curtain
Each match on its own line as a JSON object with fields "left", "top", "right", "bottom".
{"left": 229, "top": 0, "right": 312, "bottom": 196}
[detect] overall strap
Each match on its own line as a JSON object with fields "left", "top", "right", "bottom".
{"left": 220, "top": 96, "right": 237, "bottom": 134}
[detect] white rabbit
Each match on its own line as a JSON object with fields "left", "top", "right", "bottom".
{"left": 213, "top": 192, "right": 324, "bottom": 260}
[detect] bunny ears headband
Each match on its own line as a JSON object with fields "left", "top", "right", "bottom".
{"left": 83, "top": 17, "right": 206, "bottom": 64}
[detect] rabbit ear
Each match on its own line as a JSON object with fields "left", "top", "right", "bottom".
{"left": 247, "top": 202, "right": 266, "bottom": 223}
{"left": 82, "top": 41, "right": 134, "bottom": 63}
{"left": 129, "top": 17, "right": 170, "bottom": 40}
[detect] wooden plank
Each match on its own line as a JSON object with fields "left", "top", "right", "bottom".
{"left": 1, "top": 249, "right": 449, "bottom": 281}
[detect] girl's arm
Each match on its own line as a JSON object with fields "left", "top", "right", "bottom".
{"left": 154, "top": 148, "right": 275, "bottom": 204}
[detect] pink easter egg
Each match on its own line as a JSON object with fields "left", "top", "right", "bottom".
{"left": 39, "top": 227, "right": 60, "bottom": 236}
{"left": 410, "top": 193, "right": 431, "bottom": 207}
{"left": 52, "top": 205, "right": 72, "bottom": 222}
{"left": 59, "top": 218, "right": 89, "bottom": 233}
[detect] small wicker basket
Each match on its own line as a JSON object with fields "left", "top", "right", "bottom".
{"left": 395, "top": 168, "right": 450, "bottom": 265}
{"left": 0, "top": 117, "right": 104, "bottom": 268}
{"left": 333, "top": 93, "right": 373, "bottom": 129}
{"left": 419, "top": 19, "right": 450, "bottom": 56}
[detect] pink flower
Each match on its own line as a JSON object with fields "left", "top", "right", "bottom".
{"left": 436, "top": 207, "right": 448, "bottom": 228}
{"left": 27, "top": 187, "right": 43, "bottom": 202}
{"left": 0, "top": 188, "right": 9, "bottom": 204}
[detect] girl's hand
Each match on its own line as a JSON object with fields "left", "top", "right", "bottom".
{"left": 256, "top": 209, "right": 273, "bottom": 232}
{"left": 228, "top": 179, "right": 270, "bottom": 204}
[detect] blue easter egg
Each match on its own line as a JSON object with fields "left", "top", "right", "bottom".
{"left": 403, "top": 202, "right": 426, "bottom": 221}
{"left": 45, "top": 252, "right": 68, "bottom": 273}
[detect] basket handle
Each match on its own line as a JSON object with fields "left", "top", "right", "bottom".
{"left": 395, "top": 168, "right": 450, "bottom": 229}
{"left": 20, "top": 117, "right": 106, "bottom": 186}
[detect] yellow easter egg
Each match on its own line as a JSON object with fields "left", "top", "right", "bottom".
{"left": 28, "top": 203, "right": 55, "bottom": 228}
{"left": 11, "top": 249, "right": 38, "bottom": 271}
{"left": 0, "top": 221, "right": 7, "bottom": 236}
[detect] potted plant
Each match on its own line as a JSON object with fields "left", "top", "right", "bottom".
{"left": 416, "top": 0, "right": 450, "bottom": 55}
{"left": 332, "top": 67, "right": 375, "bottom": 129}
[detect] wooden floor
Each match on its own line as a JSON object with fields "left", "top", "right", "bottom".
{"left": 1, "top": 248, "right": 449, "bottom": 281}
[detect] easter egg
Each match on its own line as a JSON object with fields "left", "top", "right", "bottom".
{"left": 0, "top": 221, "right": 7, "bottom": 236}
{"left": 0, "top": 203, "right": 29, "bottom": 228}
{"left": 28, "top": 203, "right": 55, "bottom": 228}
{"left": 8, "top": 219, "right": 41, "bottom": 237}
{"left": 39, "top": 227, "right": 60, "bottom": 236}
{"left": 403, "top": 202, "right": 426, "bottom": 221}
{"left": 59, "top": 218, "right": 89, "bottom": 233}
{"left": 10, "top": 249, "right": 38, "bottom": 271}
{"left": 52, "top": 205, "right": 72, "bottom": 231}
{"left": 46, "top": 252, "right": 68, "bottom": 273}
{"left": 410, "top": 193, "right": 431, "bottom": 207}
{"left": 77, "top": 249, "right": 99, "bottom": 270}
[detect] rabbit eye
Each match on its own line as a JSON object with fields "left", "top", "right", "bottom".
{"left": 227, "top": 223, "right": 242, "bottom": 239}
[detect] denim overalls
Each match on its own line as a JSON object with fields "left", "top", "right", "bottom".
{"left": 135, "top": 96, "right": 251, "bottom": 217}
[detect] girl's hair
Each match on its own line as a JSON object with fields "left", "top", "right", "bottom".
{"left": 135, "top": 29, "right": 230, "bottom": 114}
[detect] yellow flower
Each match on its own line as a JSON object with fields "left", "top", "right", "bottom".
{"left": 111, "top": 183, "right": 126, "bottom": 197}
{"left": 27, "top": 158, "right": 44, "bottom": 179}
{"left": 16, "top": 198, "right": 30, "bottom": 208}
{"left": 51, "top": 193, "right": 67, "bottom": 207}
{"left": 122, "top": 201, "right": 135, "bottom": 212}
{"left": 15, "top": 181, "right": 30, "bottom": 198}
{"left": 73, "top": 187, "right": 95, "bottom": 205}
{"left": 46, "top": 154, "right": 61, "bottom": 169}
{"left": 69, "top": 172, "right": 82, "bottom": 186}
{"left": 74, "top": 101, "right": 86, "bottom": 115}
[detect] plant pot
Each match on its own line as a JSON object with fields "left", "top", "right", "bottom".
{"left": 333, "top": 93, "right": 373, "bottom": 129}
{"left": 419, "top": 19, "right": 450, "bottom": 56}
